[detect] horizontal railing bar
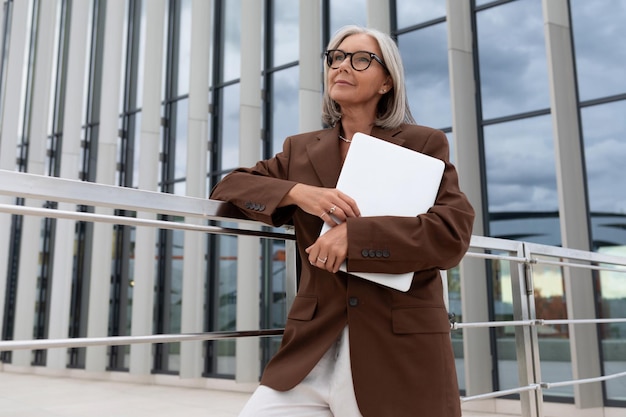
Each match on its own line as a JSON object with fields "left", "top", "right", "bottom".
{"left": 542, "top": 371, "right": 626, "bottom": 389}
{"left": 452, "top": 317, "right": 626, "bottom": 330}
{"left": 0, "top": 169, "right": 249, "bottom": 223}
{"left": 461, "top": 384, "right": 541, "bottom": 402}
{"left": 531, "top": 257, "right": 626, "bottom": 273}
{"left": 0, "top": 329, "right": 285, "bottom": 351}
{"left": 0, "top": 203, "right": 295, "bottom": 241}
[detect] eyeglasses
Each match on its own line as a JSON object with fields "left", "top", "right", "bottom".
{"left": 324, "top": 49, "right": 388, "bottom": 72}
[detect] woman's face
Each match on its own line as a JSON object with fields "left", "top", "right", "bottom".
{"left": 327, "top": 33, "right": 392, "bottom": 115}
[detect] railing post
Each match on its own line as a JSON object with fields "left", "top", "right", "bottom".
{"left": 509, "top": 243, "right": 543, "bottom": 417}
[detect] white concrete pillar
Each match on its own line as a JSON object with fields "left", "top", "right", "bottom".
{"left": 542, "top": 0, "right": 602, "bottom": 409}
{"left": 235, "top": 0, "right": 263, "bottom": 383}
{"left": 0, "top": 0, "right": 32, "bottom": 341}
{"left": 128, "top": 0, "right": 166, "bottom": 377}
{"left": 179, "top": 0, "right": 211, "bottom": 380}
{"left": 20, "top": 0, "right": 65, "bottom": 370}
{"left": 299, "top": 0, "right": 322, "bottom": 133}
{"left": 85, "top": 0, "right": 125, "bottom": 373}
{"left": 446, "top": 0, "right": 492, "bottom": 396}
{"left": 6, "top": 0, "right": 39, "bottom": 367}
{"left": 366, "top": 0, "right": 390, "bottom": 33}
{"left": 46, "top": 0, "right": 91, "bottom": 371}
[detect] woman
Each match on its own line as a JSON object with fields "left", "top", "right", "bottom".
{"left": 211, "top": 25, "right": 474, "bottom": 417}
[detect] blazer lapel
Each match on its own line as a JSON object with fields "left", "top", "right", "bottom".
{"left": 306, "top": 125, "right": 406, "bottom": 188}
{"left": 307, "top": 125, "right": 343, "bottom": 188}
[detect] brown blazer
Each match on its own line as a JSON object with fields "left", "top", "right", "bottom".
{"left": 210, "top": 123, "right": 475, "bottom": 417}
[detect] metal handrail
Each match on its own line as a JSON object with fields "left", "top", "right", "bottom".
{"left": 1, "top": 169, "right": 625, "bottom": 416}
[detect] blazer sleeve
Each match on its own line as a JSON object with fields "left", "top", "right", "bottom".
{"left": 209, "top": 137, "right": 299, "bottom": 227}
{"left": 345, "top": 128, "right": 475, "bottom": 274}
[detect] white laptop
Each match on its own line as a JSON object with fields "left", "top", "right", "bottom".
{"left": 320, "top": 132, "right": 445, "bottom": 291}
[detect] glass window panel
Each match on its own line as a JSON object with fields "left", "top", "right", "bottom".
{"left": 571, "top": 1, "right": 626, "bottom": 101}
{"left": 395, "top": 0, "right": 446, "bottom": 29}
{"left": 174, "top": 99, "right": 189, "bottom": 181}
{"left": 222, "top": 0, "right": 242, "bottom": 81}
{"left": 581, "top": 101, "right": 626, "bottom": 216}
{"left": 271, "top": 67, "right": 299, "bottom": 155}
{"left": 220, "top": 84, "right": 241, "bottom": 170}
{"left": 476, "top": 0, "right": 550, "bottom": 120}
{"left": 597, "top": 246, "right": 626, "bottom": 402}
{"left": 330, "top": 0, "right": 366, "bottom": 34}
{"left": 214, "top": 233, "right": 238, "bottom": 374}
{"left": 177, "top": 0, "right": 192, "bottom": 95}
{"left": 272, "top": 0, "right": 299, "bottom": 66}
{"left": 399, "top": 22, "right": 451, "bottom": 129}
{"left": 484, "top": 116, "right": 561, "bottom": 245}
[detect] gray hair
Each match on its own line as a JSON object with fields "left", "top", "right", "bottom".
{"left": 321, "top": 25, "right": 415, "bottom": 129}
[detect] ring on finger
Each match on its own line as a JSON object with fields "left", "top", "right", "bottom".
{"left": 317, "top": 256, "right": 327, "bottom": 264}
{"left": 320, "top": 212, "right": 327, "bottom": 218}
{"left": 329, "top": 205, "right": 337, "bottom": 214}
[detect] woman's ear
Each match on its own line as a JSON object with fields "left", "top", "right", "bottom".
{"left": 379, "top": 76, "right": 393, "bottom": 94}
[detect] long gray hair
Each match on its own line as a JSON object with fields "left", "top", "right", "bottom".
{"left": 321, "top": 25, "right": 415, "bottom": 129}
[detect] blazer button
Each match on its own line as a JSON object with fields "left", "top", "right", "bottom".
{"left": 375, "top": 250, "right": 383, "bottom": 258}
{"left": 348, "top": 297, "right": 359, "bottom": 307}
{"left": 383, "top": 249, "right": 390, "bottom": 258}
{"left": 361, "top": 249, "right": 369, "bottom": 258}
{"left": 368, "top": 249, "right": 376, "bottom": 258}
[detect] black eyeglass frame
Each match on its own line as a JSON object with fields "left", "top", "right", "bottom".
{"left": 324, "top": 49, "right": 389, "bottom": 72}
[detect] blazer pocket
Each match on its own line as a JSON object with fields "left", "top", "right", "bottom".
{"left": 392, "top": 306, "right": 450, "bottom": 334}
{"left": 287, "top": 295, "right": 318, "bottom": 321}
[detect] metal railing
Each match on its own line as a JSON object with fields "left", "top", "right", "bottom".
{"left": 0, "top": 169, "right": 625, "bottom": 417}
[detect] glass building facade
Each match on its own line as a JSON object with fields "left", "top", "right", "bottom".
{"left": 0, "top": 0, "right": 624, "bottom": 412}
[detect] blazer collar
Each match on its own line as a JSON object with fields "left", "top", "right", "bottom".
{"left": 307, "top": 124, "right": 405, "bottom": 188}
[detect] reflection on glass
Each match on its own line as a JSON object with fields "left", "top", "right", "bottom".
{"left": 271, "top": 67, "right": 299, "bottom": 155}
{"left": 492, "top": 256, "right": 520, "bottom": 392}
{"left": 214, "top": 233, "right": 238, "bottom": 374}
{"left": 532, "top": 257, "right": 574, "bottom": 398}
{"left": 398, "top": 22, "right": 451, "bottom": 129}
{"left": 570, "top": 1, "right": 626, "bottom": 101}
{"left": 222, "top": 0, "right": 242, "bottom": 81}
{"left": 597, "top": 246, "right": 626, "bottom": 401}
{"left": 220, "top": 84, "right": 241, "bottom": 170}
{"left": 174, "top": 99, "right": 189, "bottom": 180}
{"left": 484, "top": 116, "right": 558, "bottom": 216}
{"left": 395, "top": 0, "right": 446, "bottom": 29}
{"left": 330, "top": 0, "right": 366, "bottom": 34}
{"left": 581, "top": 101, "right": 626, "bottom": 216}
{"left": 177, "top": 0, "right": 192, "bottom": 95}
{"left": 476, "top": 0, "right": 550, "bottom": 120}
{"left": 272, "top": 0, "right": 299, "bottom": 66}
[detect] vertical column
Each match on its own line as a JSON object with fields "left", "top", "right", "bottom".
{"left": 366, "top": 0, "right": 390, "bottom": 33}
{"left": 0, "top": 0, "right": 31, "bottom": 344}
{"left": 7, "top": 0, "right": 39, "bottom": 367}
{"left": 542, "top": 0, "right": 602, "bottom": 409}
{"left": 26, "top": 2, "right": 72, "bottom": 368}
{"left": 179, "top": 0, "right": 210, "bottom": 379}
{"left": 85, "top": 0, "right": 125, "bottom": 373}
{"left": 129, "top": 0, "right": 166, "bottom": 377}
{"left": 47, "top": 0, "right": 91, "bottom": 370}
{"left": 298, "top": 0, "right": 322, "bottom": 133}
{"left": 446, "top": 0, "right": 492, "bottom": 397}
{"left": 235, "top": 0, "right": 263, "bottom": 383}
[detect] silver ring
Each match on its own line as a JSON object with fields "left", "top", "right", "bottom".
{"left": 317, "top": 257, "right": 327, "bottom": 264}
{"left": 329, "top": 205, "right": 337, "bottom": 214}
{"left": 320, "top": 212, "right": 327, "bottom": 218}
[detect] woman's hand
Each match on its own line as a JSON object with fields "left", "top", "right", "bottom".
{"left": 280, "top": 183, "right": 360, "bottom": 227}
{"left": 305, "top": 222, "right": 348, "bottom": 273}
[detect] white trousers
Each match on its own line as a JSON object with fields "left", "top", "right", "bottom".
{"left": 237, "top": 326, "right": 363, "bottom": 417}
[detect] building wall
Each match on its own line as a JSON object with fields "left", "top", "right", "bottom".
{"left": 0, "top": 0, "right": 624, "bottom": 409}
